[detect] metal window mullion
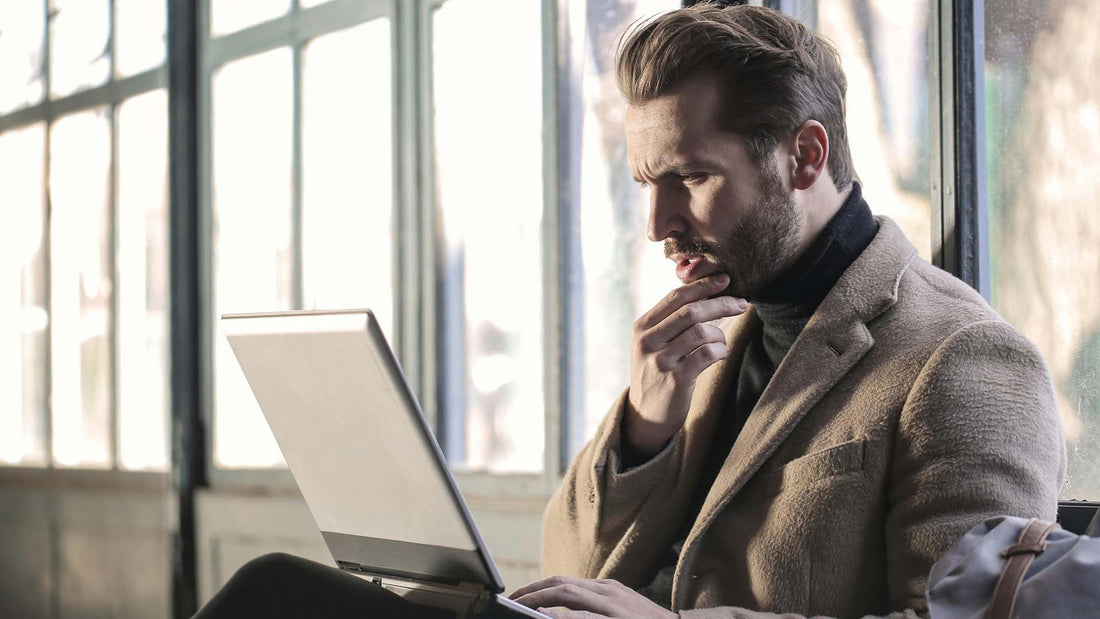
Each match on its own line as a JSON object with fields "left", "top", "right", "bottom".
{"left": 555, "top": 0, "right": 586, "bottom": 475}
{"left": 0, "top": 68, "right": 166, "bottom": 133}
{"left": 395, "top": 0, "right": 422, "bottom": 391}
{"left": 417, "top": 0, "right": 443, "bottom": 438}
{"left": 948, "top": 0, "right": 989, "bottom": 296}
{"left": 541, "top": 0, "right": 569, "bottom": 484}
{"left": 168, "top": 0, "right": 204, "bottom": 614}
{"left": 205, "top": 0, "right": 391, "bottom": 70}
{"left": 42, "top": 0, "right": 55, "bottom": 470}
{"left": 108, "top": 102, "right": 120, "bottom": 470}
{"left": 291, "top": 43, "right": 304, "bottom": 310}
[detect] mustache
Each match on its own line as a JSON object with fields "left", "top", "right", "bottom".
{"left": 664, "top": 237, "right": 718, "bottom": 258}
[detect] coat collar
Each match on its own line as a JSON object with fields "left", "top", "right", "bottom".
{"left": 671, "top": 217, "right": 918, "bottom": 605}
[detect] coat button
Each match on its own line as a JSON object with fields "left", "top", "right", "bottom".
{"left": 588, "top": 490, "right": 596, "bottom": 504}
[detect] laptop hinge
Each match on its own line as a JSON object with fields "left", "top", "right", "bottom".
{"left": 338, "top": 562, "right": 491, "bottom": 595}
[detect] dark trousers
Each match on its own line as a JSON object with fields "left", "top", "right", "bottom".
{"left": 193, "top": 553, "right": 456, "bottom": 619}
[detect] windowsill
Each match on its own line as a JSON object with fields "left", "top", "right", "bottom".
{"left": 0, "top": 466, "right": 170, "bottom": 492}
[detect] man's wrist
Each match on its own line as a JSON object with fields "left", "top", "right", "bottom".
{"left": 622, "top": 403, "right": 678, "bottom": 461}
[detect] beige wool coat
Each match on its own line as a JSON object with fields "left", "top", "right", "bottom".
{"left": 542, "top": 218, "right": 1065, "bottom": 619}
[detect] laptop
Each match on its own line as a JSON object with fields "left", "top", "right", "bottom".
{"left": 221, "top": 309, "right": 549, "bottom": 619}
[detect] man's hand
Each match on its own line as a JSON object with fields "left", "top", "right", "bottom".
{"left": 625, "top": 273, "right": 747, "bottom": 456}
{"left": 510, "top": 575, "right": 677, "bottom": 619}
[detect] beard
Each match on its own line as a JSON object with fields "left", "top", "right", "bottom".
{"left": 664, "top": 163, "right": 804, "bottom": 299}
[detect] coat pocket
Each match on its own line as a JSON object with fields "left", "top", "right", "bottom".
{"left": 759, "top": 437, "right": 867, "bottom": 496}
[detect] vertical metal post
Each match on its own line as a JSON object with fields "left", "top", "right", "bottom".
{"left": 167, "top": 0, "right": 205, "bottom": 615}
{"left": 949, "top": 0, "right": 989, "bottom": 296}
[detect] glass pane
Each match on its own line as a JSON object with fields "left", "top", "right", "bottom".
{"left": 301, "top": 19, "right": 394, "bottom": 337}
{"left": 986, "top": 0, "right": 1100, "bottom": 499}
{"left": 210, "top": 0, "right": 291, "bottom": 37}
{"left": 49, "top": 0, "right": 111, "bottom": 98}
{"left": 0, "top": 2, "right": 46, "bottom": 114}
{"left": 815, "top": 0, "right": 933, "bottom": 261}
{"left": 49, "top": 109, "right": 113, "bottom": 468}
{"left": 115, "top": 0, "right": 166, "bottom": 77}
{"left": 212, "top": 49, "right": 293, "bottom": 468}
{"left": 0, "top": 124, "right": 48, "bottom": 466}
{"left": 574, "top": 0, "right": 682, "bottom": 455}
{"left": 299, "top": 0, "right": 331, "bottom": 8}
{"left": 116, "top": 90, "right": 170, "bottom": 471}
{"left": 433, "top": 0, "right": 544, "bottom": 472}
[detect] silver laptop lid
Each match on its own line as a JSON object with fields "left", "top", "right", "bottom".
{"left": 221, "top": 309, "right": 504, "bottom": 592}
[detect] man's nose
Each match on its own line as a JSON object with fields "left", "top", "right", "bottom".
{"left": 646, "top": 185, "right": 687, "bottom": 242}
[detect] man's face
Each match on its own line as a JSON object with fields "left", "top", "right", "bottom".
{"left": 626, "top": 75, "right": 807, "bottom": 299}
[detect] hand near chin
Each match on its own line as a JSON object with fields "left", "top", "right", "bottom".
{"left": 510, "top": 575, "right": 677, "bottom": 619}
{"left": 626, "top": 273, "right": 748, "bottom": 457}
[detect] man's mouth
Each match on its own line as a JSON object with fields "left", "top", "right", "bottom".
{"left": 671, "top": 253, "right": 714, "bottom": 282}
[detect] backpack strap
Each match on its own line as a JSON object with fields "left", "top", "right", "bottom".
{"left": 987, "top": 518, "right": 1061, "bottom": 619}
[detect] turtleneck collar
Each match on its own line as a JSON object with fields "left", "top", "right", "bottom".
{"left": 752, "top": 181, "right": 878, "bottom": 309}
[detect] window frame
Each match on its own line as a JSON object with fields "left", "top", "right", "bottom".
{"left": 0, "top": 0, "right": 170, "bottom": 477}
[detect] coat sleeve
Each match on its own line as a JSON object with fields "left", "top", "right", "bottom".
{"left": 541, "top": 389, "right": 684, "bottom": 578}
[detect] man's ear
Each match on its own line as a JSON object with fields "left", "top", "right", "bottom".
{"left": 790, "top": 120, "right": 830, "bottom": 191}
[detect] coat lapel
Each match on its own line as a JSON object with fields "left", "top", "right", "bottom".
{"left": 676, "top": 217, "right": 919, "bottom": 584}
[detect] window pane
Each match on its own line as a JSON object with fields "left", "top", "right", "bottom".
{"left": 210, "top": 0, "right": 291, "bottom": 37}
{"left": 49, "top": 0, "right": 111, "bottom": 98}
{"left": 815, "top": 0, "right": 933, "bottom": 261}
{"left": 986, "top": 0, "right": 1100, "bottom": 499}
{"left": 0, "top": 124, "right": 48, "bottom": 466}
{"left": 211, "top": 49, "right": 293, "bottom": 468}
{"left": 433, "top": 0, "right": 544, "bottom": 472}
{"left": 49, "top": 109, "right": 112, "bottom": 468}
{"left": 574, "top": 0, "right": 682, "bottom": 455}
{"left": 0, "top": 2, "right": 46, "bottom": 114}
{"left": 301, "top": 19, "right": 394, "bottom": 337}
{"left": 115, "top": 0, "right": 166, "bottom": 77}
{"left": 116, "top": 90, "right": 170, "bottom": 471}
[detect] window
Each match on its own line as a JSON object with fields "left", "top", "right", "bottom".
{"left": 0, "top": 0, "right": 169, "bottom": 472}
{"left": 571, "top": 0, "right": 684, "bottom": 456}
{"left": 205, "top": 3, "right": 396, "bottom": 471}
{"left": 985, "top": 0, "right": 1100, "bottom": 499}
{"left": 431, "top": 0, "right": 546, "bottom": 473}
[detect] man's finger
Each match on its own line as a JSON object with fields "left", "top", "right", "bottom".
{"left": 512, "top": 583, "right": 617, "bottom": 616}
{"left": 646, "top": 295, "right": 746, "bottom": 347}
{"left": 674, "top": 340, "right": 729, "bottom": 379}
{"left": 635, "top": 274, "right": 729, "bottom": 330}
{"left": 509, "top": 575, "right": 574, "bottom": 600}
{"left": 537, "top": 608, "right": 608, "bottom": 619}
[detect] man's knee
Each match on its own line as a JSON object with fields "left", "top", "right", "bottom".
{"left": 229, "top": 552, "right": 312, "bottom": 588}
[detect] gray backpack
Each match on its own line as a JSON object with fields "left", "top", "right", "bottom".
{"left": 926, "top": 515, "right": 1100, "bottom": 618}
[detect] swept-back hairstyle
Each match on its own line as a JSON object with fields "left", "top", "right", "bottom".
{"left": 616, "top": 3, "right": 853, "bottom": 189}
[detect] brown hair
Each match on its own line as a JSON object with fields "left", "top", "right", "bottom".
{"left": 616, "top": 3, "right": 853, "bottom": 190}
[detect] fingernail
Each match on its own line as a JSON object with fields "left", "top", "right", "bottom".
{"left": 715, "top": 273, "right": 730, "bottom": 285}
{"left": 736, "top": 298, "right": 748, "bottom": 310}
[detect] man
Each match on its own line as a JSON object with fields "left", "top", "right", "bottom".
{"left": 508, "top": 4, "right": 1064, "bottom": 619}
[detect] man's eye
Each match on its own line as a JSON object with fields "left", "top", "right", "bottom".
{"left": 680, "top": 173, "right": 706, "bottom": 184}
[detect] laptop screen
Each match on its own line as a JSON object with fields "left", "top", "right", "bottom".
{"left": 223, "top": 310, "right": 502, "bottom": 590}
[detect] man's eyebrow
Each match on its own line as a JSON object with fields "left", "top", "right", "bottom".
{"left": 633, "top": 162, "right": 709, "bottom": 183}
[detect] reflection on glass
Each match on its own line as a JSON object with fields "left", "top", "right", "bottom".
{"left": 434, "top": 0, "right": 544, "bottom": 472}
{"left": 49, "top": 109, "right": 112, "bottom": 468}
{"left": 986, "top": 0, "right": 1100, "bottom": 499}
{"left": 815, "top": 0, "right": 932, "bottom": 260}
{"left": 0, "top": 2, "right": 46, "bottom": 114}
{"left": 212, "top": 49, "right": 293, "bottom": 468}
{"left": 49, "top": 0, "right": 111, "bottom": 98}
{"left": 0, "top": 125, "right": 48, "bottom": 466}
{"left": 115, "top": 0, "right": 166, "bottom": 77}
{"left": 575, "top": 0, "right": 682, "bottom": 454}
{"left": 210, "top": 0, "right": 291, "bottom": 36}
{"left": 301, "top": 19, "right": 394, "bottom": 337}
{"left": 117, "top": 90, "right": 170, "bottom": 471}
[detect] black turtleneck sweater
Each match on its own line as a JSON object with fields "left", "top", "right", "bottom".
{"left": 635, "top": 183, "right": 879, "bottom": 607}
